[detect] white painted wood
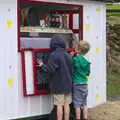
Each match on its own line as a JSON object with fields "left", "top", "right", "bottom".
{"left": 25, "top": 51, "right": 34, "bottom": 94}
{"left": 83, "top": 3, "right": 106, "bottom": 108}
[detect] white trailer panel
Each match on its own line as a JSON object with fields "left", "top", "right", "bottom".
{"left": 0, "top": 0, "right": 106, "bottom": 119}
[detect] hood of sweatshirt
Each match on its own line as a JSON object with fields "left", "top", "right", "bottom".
{"left": 50, "top": 34, "right": 67, "bottom": 50}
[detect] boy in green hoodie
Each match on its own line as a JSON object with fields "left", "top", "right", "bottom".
{"left": 72, "top": 40, "right": 90, "bottom": 120}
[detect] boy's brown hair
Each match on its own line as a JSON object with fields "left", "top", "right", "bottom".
{"left": 76, "top": 40, "right": 90, "bottom": 55}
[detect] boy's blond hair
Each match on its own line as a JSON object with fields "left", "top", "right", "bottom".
{"left": 76, "top": 40, "right": 90, "bottom": 55}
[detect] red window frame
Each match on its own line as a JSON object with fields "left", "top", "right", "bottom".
{"left": 21, "top": 48, "right": 74, "bottom": 96}
{"left": 21, "top": 48, "right": 51, "bottom": 96}
{"left": 18, "top": 0, "right": 83, "bottom": 96}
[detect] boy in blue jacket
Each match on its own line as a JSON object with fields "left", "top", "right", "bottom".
{"left": 38, "top": 35, "right": 72, "bottom": 120}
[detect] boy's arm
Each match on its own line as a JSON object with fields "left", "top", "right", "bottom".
{"left": 87, "top": 63, "right": 91, "bottom": 76}
{"left": 40, "top": 54, "right": 59, "bottom": 74}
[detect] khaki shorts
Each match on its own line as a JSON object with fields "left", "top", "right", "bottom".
{"left": 53, "top": 93, "right": 72, "bottom": 105}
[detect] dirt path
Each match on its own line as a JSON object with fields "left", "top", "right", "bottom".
{"left": 88, "top": 101, "right": 120, "bottom": 120}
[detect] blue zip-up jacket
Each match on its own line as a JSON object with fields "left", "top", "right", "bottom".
{"left": 41, "top": 35, "right": 72, "bottom": 94}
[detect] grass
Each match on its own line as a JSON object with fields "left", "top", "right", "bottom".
{"left": 107, "top": 4, "right": 120, "bottom": 10}
{"left": 106, "top": 4, "right": 120, "bottom": 17}
{"left": 107, "top": 4, "right": 120, "bottom": 24}
{"left": 107, "top": 4, "right": 120, "bottom": 99}
{"left": 107, "top": 12, "right": 120, "bottom": 17}
{"left": 107, "top": 16, "right": 120, "bottom": 24}
{"left": 107, "top": 71, "right": 120, "bottom": 100}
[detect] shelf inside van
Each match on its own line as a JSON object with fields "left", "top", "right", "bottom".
{"left": 20, "top": 27, "right": 73, "bottom": 34}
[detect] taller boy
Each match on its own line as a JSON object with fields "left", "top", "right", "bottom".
{"left": 38, "top": 35, "right": 72, "bottom": 120}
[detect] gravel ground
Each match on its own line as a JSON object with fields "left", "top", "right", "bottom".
{"left": 88, "top": 101, "right": 120, "bottom": 120}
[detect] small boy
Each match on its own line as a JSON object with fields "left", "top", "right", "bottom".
{"left": 72, "top": 40, "right": 91, "bottom": 120}
{"left": 38, "top": 35, "right": 72, "bottom": 120}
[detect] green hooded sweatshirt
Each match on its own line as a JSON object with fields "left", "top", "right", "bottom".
{"left": 72, "top": 55, "right": 90, "bottom": 84}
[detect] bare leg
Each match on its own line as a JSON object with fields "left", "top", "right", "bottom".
{"left": 83, "top": 105, "right": 88, "bottom": 119}
{"left": 57, "top": 105, "right": 63, "bottom": 120}
{"left": 64, "top": 103, "right": 70, "bottom": 120}
{"left": 75, "top": 108, "right": 81, "bottom": 120}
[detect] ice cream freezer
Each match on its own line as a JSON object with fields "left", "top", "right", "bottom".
{"left": 0, "top": 0, "right": 106, "bottom": 119}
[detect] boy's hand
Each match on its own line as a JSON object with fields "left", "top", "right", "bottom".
{"left": 37, "top": 59, "right": 43, "bottom": 67}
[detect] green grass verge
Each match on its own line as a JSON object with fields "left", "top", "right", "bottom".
{"left": 106, "top": 4, "right": 120, "bottom": 19}
{"left": 107, "top": 71, "right": 120, "bottom": 99}
{"left": 107, "top": 4, "right": 120, "bottom": 10}
{"left": 107, "top": 12, "right": 120, "bottom": 17}
{"left": 107, "top": 16, "right": 120, "bottom": 24}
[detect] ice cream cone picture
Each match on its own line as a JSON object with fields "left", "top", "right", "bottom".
{"left": 96, "top": 47, "right": 100, "bottom": 53}
{"left": 8, "top": 78, "right": 13, "bottom": 88}
{"left": 96, "top": 93, "right": 101, "bottom": 100}
{"left": 96, "top": 8, "right": 101, "bottom": 16}
{"left": 6, "top": 20, "right": 13, "bottom": 29}
{"left": 86, "top": 24, "right": 90, "bottom": 32}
